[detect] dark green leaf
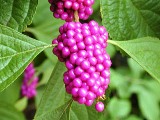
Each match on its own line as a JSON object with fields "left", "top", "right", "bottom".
{"left": 0, "top": 0, "right": 38, "bottom": 32}
{"left": 35, "top": 99, "right": 73, "bottom": 120}
{"left": 34, "top": 61, "right": 67, "bottom": 119}
{"left": 0, "top": 24, "right": 52, "bottom": 92}
{"left": 101, "top": 0, "right": 160, "bottom": 40}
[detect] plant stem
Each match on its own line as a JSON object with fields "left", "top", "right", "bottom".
{"left": 74, "top": 11, "right": 79, "bottom": 22}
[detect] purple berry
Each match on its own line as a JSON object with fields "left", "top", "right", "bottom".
{"left": 95, "top": 102, "right": 104, "bottom": 112}
{"left": 52, "top": 21, "right": 111, "bottom": 111}
{"left": 49, "top": 0, "right": 95, "bottom": 21}
{"left": 73, "top": 78, "right": 82, "bottom": 87}
{"left": 21, "top": 63, "right": 39, "bottom": 99}
{"left": 78, "top": 88, "right": 88, "bottom": 97}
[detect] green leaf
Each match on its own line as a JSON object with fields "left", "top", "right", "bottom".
{"left": 108, "top": 97, "right": 131, "bottom": 119}
{"left": 28, "top": 0, "right": 64, "bottom": 62}
{"left": 125, "top": 115, "right": 143, "bottom": 120}
{"left": 0, "top": 0, "right": 38, "bottom": 32}
{"left": 138, "top": 88, "right": 160, "bottom": 120}
{"left": 128, "top": 58, "right": 144, "bottom": 78}
{"left": 0, "top": 102, "right": 25, "bottom": 120}
{"left": 106, "top": 44, "right": 116, "bottom": 58}
{"left": 0, "top": 24, "right": 52, "bottom": 92}
{"left": 70, "top": 103, "right": 88, "bottom": 120}
{"left": 100, "top": 0, "right": 160, "bottom": 40}
{"left": 35, "top": 99, "right": 72, "bottom": 120}
{"left": 110, "top": 69, "right": 132, "bottom": 98}
{"left": 14, "top": 97, "right": 28, "bottom": 111}
{"left": 34, "top": 61, "right": 67, "bottom": 119}
{"left": 108, "top": 37, "right": 160, "bottom": 82}
{"left": 142, "top": 80, "right": 160, "bottom": 100}
{"left": 70, "top": 102, "right": 103, "bottom": 120}
{"left": 0, "top": 75, "right": 22, "bottom": 104}
{"left": 36, "top": 59, "right": 54, "bottom": 86}
{"left": 130, "top": 83, "right": 160, "bottom": 120}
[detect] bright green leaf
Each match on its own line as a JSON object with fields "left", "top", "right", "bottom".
{"left": 0, "top": 0, "right": 38, "bottom": 32}
{"left": 0, "top": 102, "right": 25, "bottom": 120}
{"left": 34, "top": 61, "right": 67, "bottom": 119}
{"left": 14, "top": 97, "right": 28, "bottom": 111}
{"left": 0, "top": 24, "right": 52, "bottom": 92}
{"left": 108, "top": 37, "right": 160, "bottom": 82}
{"left": 101, "top": 0, "right": 160, "bottom": 40}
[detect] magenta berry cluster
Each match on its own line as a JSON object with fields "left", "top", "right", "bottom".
{"left": 21, "top": 63, "right": 38, "bottom": 99}
{"left": 48, "top": 0, "right": 94, "bottom": 21}
{"left": 52, "top": 20, "right": 111, "bottom": 112}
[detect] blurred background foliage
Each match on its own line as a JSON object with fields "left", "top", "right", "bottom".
{"left": 0, "top": 0, "right": 159, "bottom": 120}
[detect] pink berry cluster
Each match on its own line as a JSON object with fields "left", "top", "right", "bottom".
{"left": 21, "top": 63, "right": 38, "bottom": 99}
{"left": 48, "top": 0, "right": 94, "bottom": 21}
{"left": 52, "top": 20, "right": 111, "bottom": 112}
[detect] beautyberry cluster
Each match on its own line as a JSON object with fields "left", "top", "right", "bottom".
{"left": 52, "top": 20, "right": 111, "bottom": 112}
{"left": 21, "top": 63, "right": 39, "bottom": 99}
{"left": 48, "top": 0, "right": 94, "bottom": 21}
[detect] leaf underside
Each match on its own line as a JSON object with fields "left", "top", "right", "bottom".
{"left": 109, "top": 37, "right": 160, "bottom": 83}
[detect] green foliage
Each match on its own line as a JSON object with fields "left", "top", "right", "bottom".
{"left": 35, "top": 99, "right": 73, "bottom": 120}
{"left": 110, "top": 61, "right": 160, "bottom": 120}
{"left": 0, "top": 0, "right": 160, "bottom": 120}
{"left": 35, "top": 61, "right": 67, "bottom": 119}
{"left": 0, "top": 76, "right": 22, "bottom": 104}
{"left": 130, "top": 82, "right": 160, "bottom": 120}
{"left": 0, "top": 102, "right": 25, "bottom": 120}
{"left": 108, "top": 37, "right": 160, "bottom": 82}
{"left": 0, "top": 24, "right": 52, "bottom": 92}
{"left": 0, "top": 0, "right": 38, "bottom": 32}
{"left": 70, "top": 102, "right": 103, "bottom": 120}
{"left": 101, "top": 0, "right": 160, "bottom": 40}
{"left": 27, "top": 0, "right": 64, "bottom": 62}
{"left": 108, "top": 97, "right": 131, "bottom": 119}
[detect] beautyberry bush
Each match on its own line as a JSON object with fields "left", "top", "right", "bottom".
{"left": 0, "top": 0, "right": 160, "bottom": 120}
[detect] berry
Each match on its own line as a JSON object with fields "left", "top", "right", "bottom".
{"left": 21, "top": 63, "right": 38, "bottom": 99}
{"left": 52, "top": 20, "right": 111, "bottom": 112}
{"left": 49, "top": 0, "right": 94, "bottom": 21}
{"left": 95, "top": 102, "right": 104, "bottom": 112}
